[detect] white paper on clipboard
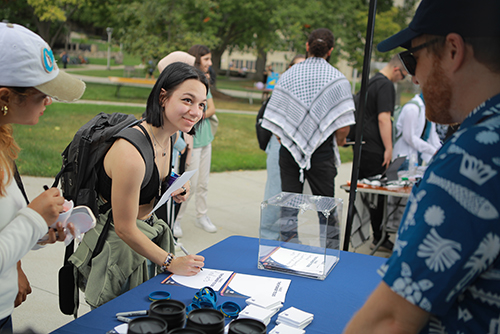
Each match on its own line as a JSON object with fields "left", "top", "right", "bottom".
{"left": 166, "top": 268, "right": 234, "bottom": 291}
{"left": 148, "top": 169, "right": 197, "bottom": 216}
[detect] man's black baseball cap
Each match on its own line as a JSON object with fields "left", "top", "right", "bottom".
{"left": 377, "top": 0, "right": 500, "bottom": 52}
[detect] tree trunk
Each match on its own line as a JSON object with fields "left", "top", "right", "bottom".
{"left": 254, "top": 48, "right": 267, "bottom": 82}
{"left": 49, "top": 5, "right": 79, "bottom": 47}
{"left": 211, "top": 47, "right": 224, "bottom": 77}
{"left": 35, "top": 19, "right": 52, "bottom": 44}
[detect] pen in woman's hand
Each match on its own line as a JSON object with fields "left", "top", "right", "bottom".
{"left": 177, "top": 242, "right": 203, "bottom": 271}
{"left": 43, "top": 185, "right": 49, "bottom": 191}
{"left": 179, "top": 245, "right": 190, "bottom": 256}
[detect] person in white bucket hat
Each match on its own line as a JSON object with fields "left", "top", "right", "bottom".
{"left": 0, "top": 22, "right": 85, "bottom": 333}
{"left": 0, "top": 23, "right": 85, "bottom": 103}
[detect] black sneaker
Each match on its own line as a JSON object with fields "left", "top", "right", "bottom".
{"left": 370, "top": 239, "right": 394, "bottom": 252}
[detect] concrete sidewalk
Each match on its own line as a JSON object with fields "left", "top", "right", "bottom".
{"left": 11, "top": 163, "right": 389, "bottom": 333}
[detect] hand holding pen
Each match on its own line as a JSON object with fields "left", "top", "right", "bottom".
{"left": 32, "top": 185, "right": 74, "bottom": 244}
{"left": 28, "top": 184, "right": 65, "bottom": 228}
{"left": 171, "top": 241, "right": 204, "bottom": 274}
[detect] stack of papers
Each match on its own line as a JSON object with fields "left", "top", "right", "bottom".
{"left": 259, "top": 247, "right": 338, "bottom": 279}
{"left": 237, "top": 296, "right": 284, "bottom": 326}
{"left": 238, "top": 305, "right": 280, "bottom": 326}
{"left": 276, "top": 307, "right": 314, "bottom": 330}
{"left": 246, "top": 296, "right": 283, "bottom": 310}
{"left": 269, "top": 323, "right": 305, "bottom": 334}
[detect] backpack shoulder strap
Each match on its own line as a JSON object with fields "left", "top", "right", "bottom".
{"left": 114, "top": 124, "right": 155, "bottom": 189}
{"left": 394, "top": 100, "right": 422, "bottom": 142}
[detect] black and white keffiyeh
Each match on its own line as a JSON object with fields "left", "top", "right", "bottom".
{"left": 262, "top": 57, "right": 355, "bottom": 172}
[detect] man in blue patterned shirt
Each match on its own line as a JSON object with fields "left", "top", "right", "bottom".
{"left": 344, "top": 0, "right": 500, "bottom": 333}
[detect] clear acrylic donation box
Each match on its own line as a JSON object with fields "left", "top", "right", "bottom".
{"left": 258, "top": 192, "right": 342, "bottom": 280}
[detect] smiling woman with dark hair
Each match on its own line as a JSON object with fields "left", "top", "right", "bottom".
{"left": 69, "top": 61, "right": 208, "bottom": 309}
{"left": 143, "top": 62, "right": 208, "bottom": 135}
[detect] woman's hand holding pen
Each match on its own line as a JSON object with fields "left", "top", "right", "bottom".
{"left": 168, "top": 254, "right": 205, "bottom": 276}
{"left": 28, "top": 187, "right": 65, "bottom": 227}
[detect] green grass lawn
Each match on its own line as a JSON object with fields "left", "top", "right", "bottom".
{"left": 12, "top": 64, "right": 363, "bottom": 177}
{"left": 67, "top": 69, "right": 125, "bottom": 77}
{"left": 56, "top": 53, "right": 143, "bottom": 69}
{"left": 80, "top": 83, "right": 152, "bottom": 103}
{"left": 13, "top": 102, "right": 352, "bottom": 177}
{"left": 12, "top": 103, "right": 268, "bottom": 177}
{"left": 215, "top": 76, "right": 259, "bottom": 92}
{"left": 69, "top": 70, "right": 258, "bottom": 91}
{"left": 76, "top": 83, "right": 261, "bottom": 111}
{"left": 67, "top": 67, "right": 159, "bottom": 78}
{"left": 13, "top": 104, "right": 144, "bottom": 177}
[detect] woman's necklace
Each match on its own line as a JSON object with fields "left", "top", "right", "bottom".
{"left": 149, "top": 124, "right": 168, "bottom": 157}
{"left": 148, "top": 124, "right": 169, "bottom": 197}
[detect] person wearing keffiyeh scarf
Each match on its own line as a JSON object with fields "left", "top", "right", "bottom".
{"left": 261, "top": 28, "right": 355, "bottom": 247}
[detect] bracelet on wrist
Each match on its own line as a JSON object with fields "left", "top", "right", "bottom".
{"left": 160, "top": 252, "right": 175, "bottom": 271}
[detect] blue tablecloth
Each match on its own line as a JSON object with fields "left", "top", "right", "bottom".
{"left": 51, "top": 236, "right": 385, "bottom": 334}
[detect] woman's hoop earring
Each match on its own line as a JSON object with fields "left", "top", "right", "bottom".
{"left": 1, "top": 106, "right": 8, "bottom": 116}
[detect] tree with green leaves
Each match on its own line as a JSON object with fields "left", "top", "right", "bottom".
{"left": 1, "top": 0, "right": 83, "bottom": 46}
{"left": 340, "top": 0, "right": 418, "bottom": 71}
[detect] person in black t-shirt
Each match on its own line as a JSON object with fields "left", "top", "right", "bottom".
{"left": 358, "top": 55, "right": 407, "bottom": 252}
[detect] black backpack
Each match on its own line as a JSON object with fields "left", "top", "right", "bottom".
{"left": 255, "top": 97, "right": 272, "bottom": 151}
{"left": 53, "top": 112, "right": 141, "bottom": 215}
{"left": 52, "top": 112, "right": 154, "bottom": 317}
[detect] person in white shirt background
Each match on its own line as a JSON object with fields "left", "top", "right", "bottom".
{"left": 393, "top": 92, "right": 441, "bottom": 167}
{"left": 388, "top": 92, "right": 442, "bottom": 230}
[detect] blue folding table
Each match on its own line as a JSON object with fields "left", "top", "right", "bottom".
{"left": 51, "top": 236, "right": 385, "bottom": 334}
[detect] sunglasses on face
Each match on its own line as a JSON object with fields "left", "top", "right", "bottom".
{"left": 398, "top": 38, "right": 440, "bottom": 76}
{"left": 398, "top": 68, "right": 406, "bottom": 80}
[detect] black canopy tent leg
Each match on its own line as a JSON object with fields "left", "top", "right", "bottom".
{"left": 343, "top": 0, "right": 378, "bottom": 251}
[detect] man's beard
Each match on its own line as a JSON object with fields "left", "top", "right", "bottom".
{"left": 422, "top": 57, "right": 454, "bottom": 124}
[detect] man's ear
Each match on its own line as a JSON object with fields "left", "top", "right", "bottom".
{"left": 444, "top": 33, "right": 466, "bottom": 73}
{"left": 306, "top": 42, "right": 309, "bottom": 53}
{"left": 327, "top": 47, "right": 334, "bottom": 57}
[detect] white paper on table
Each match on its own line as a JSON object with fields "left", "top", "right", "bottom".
{"left": 112, "top": 323, "right": 128, "bottom": 334}
{"left": 269, "top": 323, "right": 305, "bottom": 334}
{"left": 222, "top": 273, "right": 291, "bottom": 303}
{"left": 246, "top": 296, "right": 283, "bottom": 309}
{"left": 276, "top": 319, "right": 312, "bottom": 330}
{"left": 166, "top": 268, "right": 233, "bottom": 291}
{"left": 278, "top": 306, "right": 314, "bottom": 324}
{"left": 238, "top": 305, "right": 276, "bottom": 324}
{"left": 263, "top": 247, "right": 338, "bottom": 275}
{"left": 149, "top": 169, "right": 197, "bottom": 216}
